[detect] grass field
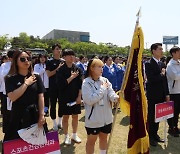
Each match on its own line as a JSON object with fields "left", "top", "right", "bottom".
{"left": 0, "top": 108, "right": 180, "bottom": 154}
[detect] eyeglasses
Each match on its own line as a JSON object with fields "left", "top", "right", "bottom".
{"left": 19, "top": 57, "right": 31, "bottom": 62}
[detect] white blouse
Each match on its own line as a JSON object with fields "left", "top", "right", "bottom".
{"left": 34, "top": 63, "right": 49, "bottom": 88}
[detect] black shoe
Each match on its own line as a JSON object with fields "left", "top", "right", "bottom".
{"left": 150, "top": 139, "right": 157, "bottom": 146}
{"left": 174, "top": 127, "right": 180, "bottom": 135}
{"left": 168, "top": 128, "right": 174, "bottom": 136}
{"left": 173, "top": 133, "right": 179, "bottom": 137}
{"left": 154, "top": 135, "right": 165, "bottom": 143}
{"left": 57, "top": 124, "right": 62, "bottom": 129}
{"left": 168, "top": 128, "right": 179, "bottom": 137}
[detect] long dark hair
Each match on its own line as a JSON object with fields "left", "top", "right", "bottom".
{"left": 37, "top": 54, "right": 47, "bottom": 64}
{"left": 7, "top": 51, "right": 33, "bottom": 77}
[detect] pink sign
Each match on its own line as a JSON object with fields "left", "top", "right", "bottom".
{"left": 155, "top": 101, "right": 174, "bottom": 123}
{"left": 4, "top": 131, "right": 61, "bottom": 154}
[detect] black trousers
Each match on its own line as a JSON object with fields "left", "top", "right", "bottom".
{"left": 168, "top": 94, "right": 180, "bottom": 128}
{"left": 148, "top": 100, "right": 164, "bottom": 139}
{"left": 0, "top": 92, "right": 3, "bottom": 114}
{"left": 44, "top": 88, "right": 50, "bottom": 109}
{"left": 2, "top": 94, "right": 11, "bottom": 133}
{"left": 49, "top": 88, "right": 63, "bottom": 120}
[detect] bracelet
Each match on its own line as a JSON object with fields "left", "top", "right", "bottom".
{"left": 24, "top": 82, "right": 29, "bottom": 87}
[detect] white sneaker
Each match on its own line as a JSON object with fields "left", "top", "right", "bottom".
{"left": 71, "top": 134, "right": 81, "bottom": 143}
{"left": 64, "top": 135, "right": 71, "bottom": 145}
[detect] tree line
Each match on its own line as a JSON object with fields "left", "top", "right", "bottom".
{"left": 0, "top": 32, "right": 166, "bottom": 57}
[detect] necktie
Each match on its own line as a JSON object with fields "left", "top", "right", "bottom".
{"left": 158, "top": 61, "right": 161, "bottom": 70}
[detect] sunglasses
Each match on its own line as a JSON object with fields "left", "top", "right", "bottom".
{"left": 19, "top": 57, "right": 31, "bottom": 62}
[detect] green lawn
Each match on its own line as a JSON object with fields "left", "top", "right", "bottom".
{"left": 0, "top": 108, "right": 180, "bottom": 154}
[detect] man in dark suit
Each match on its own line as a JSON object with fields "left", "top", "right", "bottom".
{"left": 145, "top": 43, "right": 170, "bottom": 146}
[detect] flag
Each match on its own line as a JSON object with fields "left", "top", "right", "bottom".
{"left": 119, "top": 17, "right": 149, "bottom": 153}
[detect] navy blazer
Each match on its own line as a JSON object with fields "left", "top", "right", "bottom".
{"left": 145, "top": 58, "right": 169, "bottom": 103}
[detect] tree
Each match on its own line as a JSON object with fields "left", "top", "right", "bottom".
{"left": 143, "top": 49, "right": 151, "bottom": 57}
{"left": 2, "top": 31, "right": 143, "bottom": 57}
{"left": 164, "top": 50, "right": 170, "bottom": 57}
{"left": 0, "top": 35, "right": 9, "bottom": 50}
{"left": 98, "top": 43, "right": 110, "bottom": 55}
{"left": 11, "top": 32, "right": 30, "bottom": 48}
{"left": 29, "top": 42, "right": 48, "bottom": 49}
{"left": 57, "top": 39, "right": 72, "bottom": 49}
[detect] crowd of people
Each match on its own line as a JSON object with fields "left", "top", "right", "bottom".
{"left": 0, "top": 42, "right": 179, "bottom": 153}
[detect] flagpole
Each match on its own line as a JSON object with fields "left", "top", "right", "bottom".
{"left": 120, "top": 8, "right": 141, "bottom": 94}
{"left": 107, "top": 8, "right": 141, "bottom": 154}
{"left": 107, "top": 98, "right": 120, "bottom": 154}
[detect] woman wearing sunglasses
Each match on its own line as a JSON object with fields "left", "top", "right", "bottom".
{"left": 3, "top": 50, "right": 46, "bottom": 142}
{"left": 82, "top": 58, "right": 119, "bottom": 154}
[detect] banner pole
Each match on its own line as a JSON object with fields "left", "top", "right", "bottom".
{"left": 107, "top": 8, "right": 142, "bottom": 154}
{"left": 107, "top": 103, "right": 119, "bottom": 154}
{"left": 164, "top": 119, "right": 167, "bottom": 148}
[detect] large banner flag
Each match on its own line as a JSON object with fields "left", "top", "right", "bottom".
{"left": 119, "top": 14, "right": 149, "bottom": 154}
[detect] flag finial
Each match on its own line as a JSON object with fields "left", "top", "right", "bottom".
{"left": 136, "top": 7, "right": 141, "bottom": 24}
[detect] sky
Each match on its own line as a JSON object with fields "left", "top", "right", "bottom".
{"left": 1, "top": 0, "right": 180, "bottom": 49}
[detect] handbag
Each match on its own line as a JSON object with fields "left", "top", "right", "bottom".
{"left": 21, "top": 104, "right": 39, "bottom": 129}
{"left": 21, "top": 104, "right": 49, "bottom": 133}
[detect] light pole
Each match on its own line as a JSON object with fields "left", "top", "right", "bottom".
{"left": 145, "top": 42, "right": 149, "bottom": 49}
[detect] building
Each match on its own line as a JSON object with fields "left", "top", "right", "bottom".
{"left": 42, "top": 29, "right": 90, "bottom": 43}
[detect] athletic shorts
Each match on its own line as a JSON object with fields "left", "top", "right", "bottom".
{"left": 85, "top": 123, "right": 112, "bottom": 135}
{"left": 62, "top": 104, "right": 81, "bottom": 115}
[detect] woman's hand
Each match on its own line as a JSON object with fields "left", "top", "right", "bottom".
{"left": 101, "top": 81, "right": 109, "bottom": 89}
{"left": 166, "top": 95, "right": 170, "bottom": 102}
{"left": 24, "top": 75, "right": 37, "bottom": 86}
{"left": 38, "top": 115, "right": 46, "bottom": 128}
{"left": 113, "top": 97, "right": 120, "bottom": 106}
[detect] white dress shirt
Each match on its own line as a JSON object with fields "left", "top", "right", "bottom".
{"left": 0, "top": 61, "right": 11, "bottom": 94}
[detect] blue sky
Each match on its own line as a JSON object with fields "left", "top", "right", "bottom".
{"left": 0, "top": 0, "right": 180, "bottom": 48}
